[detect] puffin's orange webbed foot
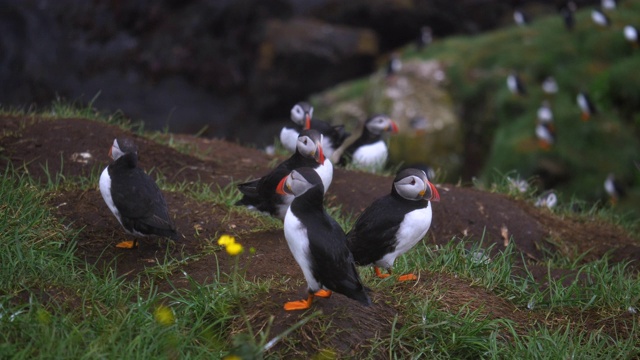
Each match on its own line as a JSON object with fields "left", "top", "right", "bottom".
{"left": 284, "top": 294, "right": 314, "bottom": 311}
{"left": 397, "top": 273, "right": 418, "bottom": 282}
{"left": 314, "top": 289, "right": 332, "bottom": 298}
{"left": 374, "top": 267, "right": 391, "bottom": 279}
{"left": 116, "top": 240, "right": 138, "bottom": 249}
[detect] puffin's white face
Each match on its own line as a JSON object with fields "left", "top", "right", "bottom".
{"left": 296, "top": 133, "right": 324, "bottom": 164}
{"left": 109, "top": 139, "right": 125, "bottom": 160}
{"left": 366, "top": 115, "right": 398, "bottom": 135}
{"left": 109, "top": 138, "right": 138, "bottom": 160}
{"left": 394, "top": 171, "right": 440, "bottom": 201}
{"left": 282, "top": 170, "right": 317, "bottom": 197}
{"left": 290, "top": 103, "right": 313, "bottom": 127}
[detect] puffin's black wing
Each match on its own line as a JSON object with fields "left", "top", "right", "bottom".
{"left": 346, "top": 196, "right": 407, "bottom": 266}
{"left": 310, "top": 120, "right": 350, "bottom": 148}
{"left": 109, "top": 166, "right": 177, "bottom": 240}
{"left": 306, "top": 209, "right": 370, "bottom": 305}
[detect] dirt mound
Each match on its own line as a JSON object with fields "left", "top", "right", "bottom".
{"left": 2, "top": 116, "right": 639, "bottom": 356}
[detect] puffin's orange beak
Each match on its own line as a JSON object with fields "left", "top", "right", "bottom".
{"left": 304, "top": 114, "right": 311, "bottom": 130}
{"left": 428, "top": 182, "right": 440, "bottom": 202}
{"left": 388, "top": 120, "right": 399, "bottom": 133}
{"left": 276, "top": 176, "right": 289, "bottom": 195}
{"left": 108, "top": 146, "right": 113, "bottom": 159}
{"left": 315, "top": 142, "right": 325, "bottom": 164}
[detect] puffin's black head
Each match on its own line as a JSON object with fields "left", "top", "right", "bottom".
{"left": 109, "top": 137, "right": 138, "bottom": 161}
{"left": 296, "top": 129, "right": 325, "bottom": 164}
{"left": 392, "top": 168, "right": 440, "bottom": 202}
{"left": 290, "top": 102, "right": 314, "bottom": 129}
{"left": 276, "top": 167, "right": 324, "bottom": 197}
{"left": 365, "top": 115, "right": 399, "bottom": 136}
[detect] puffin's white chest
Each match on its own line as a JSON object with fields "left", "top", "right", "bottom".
{"left": 279, "top": 127, "right": 300, "bottom": 153}
{"left": 321, "top": 137, "right": 335, "bottom": 160}
{"left": 352, "top": 140, "right": 388, "bottom": 170}
{"left": 283, "top": 209, "right": 320, "bottom": 290}
{"left": 377, "top": 205, "right": 432, "bottom": 269}
{"left": 315, "top": 159, "right": 334, "bottom": 194}
{"left": 99, "top": 166, "right": 122, "bottom": 225}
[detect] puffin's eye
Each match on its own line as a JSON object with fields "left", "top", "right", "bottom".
{"left": 303, "top": 139, "right": 308, "bottom": 145}
{"left": 410, "top": 178, "right": 416, "bottom": 185}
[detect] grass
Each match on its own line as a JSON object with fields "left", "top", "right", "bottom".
{"left": 2, "top": 140, "right": 640, "bottom": 358}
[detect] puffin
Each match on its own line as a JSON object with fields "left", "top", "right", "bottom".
{"left": 577, "top": 91, "right": 597, "bottom": 121}
{"left": 279, "top": 101, "right": 349, "bottom": 159}
{"left": 560, "top": 3, "right": 576, "bottom": 31}
{"left": 537, "top": 100, "right": 554, "bottom": 123}
{"left": 99, "top": 138, "right": 178, "bottom": 249}
{"left": 507, "top": 72, "right": 527, "bottom": 96}
{"left": 604, "top": 173, "right": 626, "bottom": 205}
{"left": 591, "top": 8, "right": 611, "bottom": 27}
{"left": 624, "top": 25, "right": 639, "bottom": 48}
{"left": 541, "top": 76, "right": 559, "bottom": 95}
{"left": 535, "top": 190, "right": 558, "bottom": 209}
{"left": 237, "top": 129, "right": 331, "bottom": 220}
{"left": 602, "top": 0, "right": 616, "bottom": 10}
{"left": 513, "top": 9, "right": 530, "bottom": 26}
{"left": 346, "top": 168, "right": 440, "bottom": 281}
{"left": 340, "top": 114, "right": 398, "bottom": 172}
{"left": 276, "top": 167, "right": 371, "bottom": 311}
{"left": 416, "top": 26, "right": 433, "bottom": 50}
{"left": 535, "top": 121, "right": 556, "bottom": 151}
{"left": 386, "top": 53, "right": 402, "bottom": 78}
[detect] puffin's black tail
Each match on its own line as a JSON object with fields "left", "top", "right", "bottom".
{"left": 236, "top": 180, "right": 261, "bottom": 207}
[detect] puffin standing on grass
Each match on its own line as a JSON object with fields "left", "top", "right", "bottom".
{"left": 340, "top": 114, "right": 398, "bottom": 171}
{"left": 237, "top": 129, "right": 331, "bottom": 220}
{"left": 279, "top": 102, "right": 349, "bottom": 159}
{"left": 99, "top": 138, "right": 178, "bottom": 249}
{"left": 577, "top": 91, "right": 598, "bottom": 121}
{"left": 346, "top": 168, "right": 440, "bottom": 281}
{"left": 277, "top": 168, "right": 371, "bottom": 310}
{"left": 507, "top": 71, "right": 527, "bottom": 96}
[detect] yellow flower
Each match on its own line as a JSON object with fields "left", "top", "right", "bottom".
{"left": 226, "top": 242, "right": 243, "bottom": 256}
{"left": 154, "top": 305, "right": 175, "bottom": 326}
{"left": 217, "top": 234, "right": 235, "bottom": 246}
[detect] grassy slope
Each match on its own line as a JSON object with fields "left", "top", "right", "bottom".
{"left": 315, "top": 3, "right": 640, "bottom": 217}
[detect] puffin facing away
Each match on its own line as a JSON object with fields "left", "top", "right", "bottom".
{"left": 347, "top": 168, "right": 440, "bottom": 281}
{"left": 277, "top": 168, "right": 371, "bottom": 311}
{"left": 99, "top": 138, "right": 178, "bottom": 249}
{"left": 279, "top": 102, "right": 349, "bottom": 159}
{"left": 340, "top": 114, "right": 398, "bottom": 172}
{"left": 237, "top": 129, "right": 330, "bottom": 220}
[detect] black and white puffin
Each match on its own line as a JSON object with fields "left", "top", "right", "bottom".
{"left": 279, "top": 102, "right": 349, "bottom": 159}
{"left": 99, "top": 138, "right": 178, "bottom": 249}
{"left": 346, "top": 168, "right": 440, "bottom": 281}
{"left": 340, "top": 114, "right": 398, "bottom": 171}
{"left": 604, "top": 173, "right": 626, "bottom": 205}
{"left": 507, "top": 71, "right": 527, "bottom": 96}
{"left": 624, "top": 25, "right": 639, "bottom": 48}
{"left": 577, "top": 91, "right": 597, "bottom": 121}
{"left": 237, "top": 129, "right": 332, "bottom": 219}
{"left": 541, "top": 76, "right": 559, "bottom": 95}
{"left": 276, "top": 168, "right": 371, "bottom": 310}
{"left": 591, "top": 8, "right": 611, "bottom": 27}
{"left": 535, "top": 121, "right": 556, "bottom": 151}
{"left": 513, "top": 9, "right": 530, "bottom": 26}
{"left": 416, "top": 26, "right": 433, "bottom": 50}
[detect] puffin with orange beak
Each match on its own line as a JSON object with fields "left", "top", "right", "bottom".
{"left": 340, "top": 114, "right": 399, "bottom": 172}
{"left": 279, "top": 101, "right": 349, "bottom": 159}
{"left": 277, "top": 167, "right": 370, "bottom": 311}
{"left": 99, "top": 137, "right": 178, "bottom": 249}
{"left": 347, "top": 168, "right": 440, "bottom": 281}
{"left": 237, "top": 129, "right": 332, "bottom": 219}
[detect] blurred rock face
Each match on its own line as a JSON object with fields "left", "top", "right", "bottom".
{"left": 0, "top": 0, "right": 568, "bottom": 145}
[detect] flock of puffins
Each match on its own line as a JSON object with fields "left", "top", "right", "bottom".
{"left": 98, "top": 0, "right": 635, "bottom": 311}
{"left": 99, "top": 100, "right": 437, "bottom": 311}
